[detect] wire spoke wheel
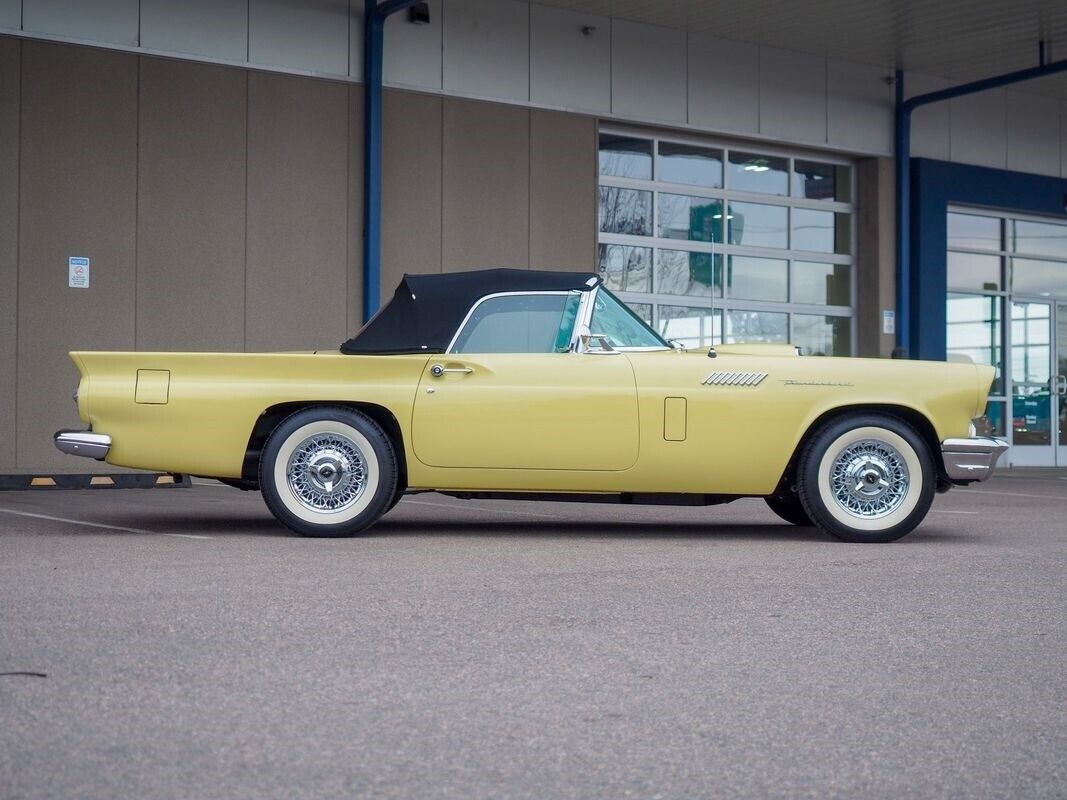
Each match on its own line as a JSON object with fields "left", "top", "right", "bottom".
{"left": 260, "top": 407, "right": 396, "bottom": 537}
{"left": 797, "top": 415, "right": 935, "bottom": 543}
{"left": 828, "top": 439, "right": 909, "bottom": 520}
{"left": 286, "top": 433, "right": 368, "bottom": 514}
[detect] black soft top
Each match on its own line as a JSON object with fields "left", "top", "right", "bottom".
{"left": 340, "top": 268, "right": 599, "bottom": 355}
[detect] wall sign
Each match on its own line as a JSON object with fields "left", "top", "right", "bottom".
{"left": 882, "top": 310, "right": 895, "bottom": 335}
{"left": 68, "top": 256, "right": 90, "bottom": 288}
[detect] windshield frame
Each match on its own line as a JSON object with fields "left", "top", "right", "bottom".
{"left": 581, "top": 285, "right": 672, "bottom": 351}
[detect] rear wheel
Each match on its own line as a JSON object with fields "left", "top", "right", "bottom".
{"left": 796, "top": 414, "right": 935, "bottom": 543}
{"left": 259, "top": 406, "right": 397, "bottom": 537}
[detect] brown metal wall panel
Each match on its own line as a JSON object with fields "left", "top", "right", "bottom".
{"left": 136, "top": 57, "right": 246, "bottom": 353}
{"left": 246, "top": 72, "right": 348, "bottom": 352}
{"left": 529, "top": 109, "right": 596, "bottom": 272}
{"left": 17, "top": 42, "right": 137, "bottom": 472}
{"left": 0, "top": 38, "right": 19, "bottom": 471}
{"left": 442, "top": 97, "right": 529, "bottom": 272}
{"left": 381, "top": 89, "right": 442, "bottom": 298}
{"left": 856, "top": 157, "right": 896, "bottom": 359}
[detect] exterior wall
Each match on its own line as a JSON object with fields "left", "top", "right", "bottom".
{"left": 909, "top": 158, "right": 1067, "bottom": 361}
{"left": 3, "top": 0, "right": 1066, "bottom": 177}
{"left": 0, "top": 37, "right": 19, "bottom": 471}
{"left": 855, "top": 158, "right": 897, "bottom": 358}
{"left": 0, "top": 37, "right": 596, "bottom": 473}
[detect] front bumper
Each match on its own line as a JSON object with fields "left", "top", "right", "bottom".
{"left": 54, "top": 430, "right": 112, "bottom": 461}
{"left": 941, "top": 436, "right": 1009, "bottom": 482}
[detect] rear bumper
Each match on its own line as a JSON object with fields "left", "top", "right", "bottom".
{"left": 941, "top": 436, "right": 1009, "bottom": 482}
{"left": 54, "top": 430, "right": 112, "bottom": 461}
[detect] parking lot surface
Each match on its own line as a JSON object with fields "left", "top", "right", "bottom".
{"left": 1, "top": 473, "right": 1065, "bottom": 800}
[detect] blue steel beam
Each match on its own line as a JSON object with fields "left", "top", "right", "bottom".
{"left": 895, "top": 56, "right": 1067, "bottom": 356}
{"left": 362, "top": 0, "right": 423, "bottom": 321}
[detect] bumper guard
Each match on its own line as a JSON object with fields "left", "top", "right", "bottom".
{"left": 54, "top": 430, "right": 112, "bottom": 461}
{"left": 941, "top": 436, "right": 1008, "bottom": 482}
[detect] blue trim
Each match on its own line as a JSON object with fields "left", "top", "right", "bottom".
{"left": 362, "top": 0, "right": 422, "bottom": 322}
{"left": 894, "top": 57, "right": 1067, "bottom": 357}
{"left": 909, "top": 158, "right": 1067, "bottom": 360}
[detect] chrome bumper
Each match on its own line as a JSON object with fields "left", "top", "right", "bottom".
{"left": 54, "top": 430, "right": 112, "bottom": 461}
{"left": 941, "top": 436, "right": 1009, "bottom": 482}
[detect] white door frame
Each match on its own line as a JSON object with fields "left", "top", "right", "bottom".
{"left": 1008, "top": 297, "right": 1059, "bottom": 467}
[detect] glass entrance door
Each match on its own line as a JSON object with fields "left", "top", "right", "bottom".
{"left": 1010, "top": 300, "right": 1057, "bottom": 466}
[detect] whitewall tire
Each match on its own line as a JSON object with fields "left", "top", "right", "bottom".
{"left": 797, "top": 414, "right": 935, "bottom": 543}
{"left": 259, "top": 407, "right": 397, "bottom": 537}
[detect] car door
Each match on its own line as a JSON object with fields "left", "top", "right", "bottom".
{"left": 411, "top": 292, "right": 639, "bottom": 471}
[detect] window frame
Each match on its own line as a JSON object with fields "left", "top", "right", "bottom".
{"left": 446, "top": 291, "right": 580, "bottom": 355}
{"left": 597, "top": 124, "right": 857, "bottom": 355}
{"left": 446, "top": 286, "right": 671, "bottom": 355}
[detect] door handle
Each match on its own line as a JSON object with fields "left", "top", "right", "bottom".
{"left": 430, "top": 363, "right": 473, "bottom": 377}
{"left": 1055, "top": 374, "right": 1067, "bottom": 396}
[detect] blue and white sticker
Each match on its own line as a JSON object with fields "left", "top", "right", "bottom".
{"left": 68, "top": 256, "right": 90, "bottom": 289}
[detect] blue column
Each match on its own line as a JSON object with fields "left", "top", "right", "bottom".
{"left": 361, "top": 0, "right": 423, "bottom": 322}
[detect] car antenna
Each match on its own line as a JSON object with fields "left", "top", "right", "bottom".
{"left": 707, "top": 207, "right": 718, "bottom": 358}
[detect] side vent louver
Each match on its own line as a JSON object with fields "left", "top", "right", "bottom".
{"left": 701, "top": 371, "right": 768, "bottom": 387}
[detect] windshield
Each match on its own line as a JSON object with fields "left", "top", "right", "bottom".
{"left": 589, "top": 288, "right": 670, "bottom": 349}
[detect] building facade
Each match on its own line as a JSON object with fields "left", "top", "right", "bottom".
{"left": 2, "top": 0, "right": 1066, "bottom": 472}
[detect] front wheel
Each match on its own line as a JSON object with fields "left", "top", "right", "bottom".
{"left": 259, "top": 406, "right": 397, "bottom": 537}
{"left": 796, "top": 414, "right": 935, "bottom": 543}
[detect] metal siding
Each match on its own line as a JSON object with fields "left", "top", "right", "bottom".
{"left": 827, "top": 59, "right": 893, "bottom": 156}
{"left": 529, "top": 109, "right": 596, "bottom": 270}
{"left": 949, "top": 88, "right": 1006, "bottom": 169}
{"left": 0, "top": 37, "right": 17, "bottom": 471}
{"left": 907, "top": 72, "right": 952, "bottom": 160}
{"left": 382, "top": 90, "right": 442, "bottom": 295}
{"left": 136, "top": 58, "right": 247, "bottom": 353}
{"left": 687, "top": 34, "right": 759, "bottom": 135}
{"left": 759, "top": 45, "right": 826, "bottom": 144}
{"left": 382, "top": 0, "right": 442, "bottom": 90}
{"left": 534, "top": 0, "right": 1067, "bottom": 96}
{"left": 443, "top": 0, "right": 529, "bottom": 102}
{"left": 246, "top": 72, "right": 349, "bottom": 352}
{"left": 139, "top": 0, "right": 248, "bottom": 62}
{"left": 0, "top": 0, "right": 20, "bottom": 29}
{"left": 249, "top": 0, "right": 349, "bottom": 76}
{"left": 442, "top": 98, "right": 529, "bottom": 271}
{"left": 610, "top": 19, "right": 686, "bottom": 124}
{"left": 530, "top": 4, "right": 610, "bottom": 114}
{"left": 1005, "top": 91, "right": 1061, "bottom": 177}
{"left": 349, "top": 0, "right": 362, "bottom": 81}
{"left": 23, "top": 0, "right": 139, "bottom": 45}
{"left": 18, "top": 42, "right": 137, "bottom": 472}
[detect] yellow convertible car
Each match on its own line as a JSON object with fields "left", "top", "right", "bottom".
{"left": 55, "top": 269, "right": 1006, "bottom": 543}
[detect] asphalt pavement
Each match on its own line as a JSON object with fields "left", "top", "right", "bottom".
{"left": 1, "top": 472, "right": 1065, "bottom": 799}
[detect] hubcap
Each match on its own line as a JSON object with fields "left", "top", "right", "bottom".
{"left": 286, "top": 433, "right": 368, "bottom": 513}
{"left": 829, "top": 439, "right": 910, "bottom": 519}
